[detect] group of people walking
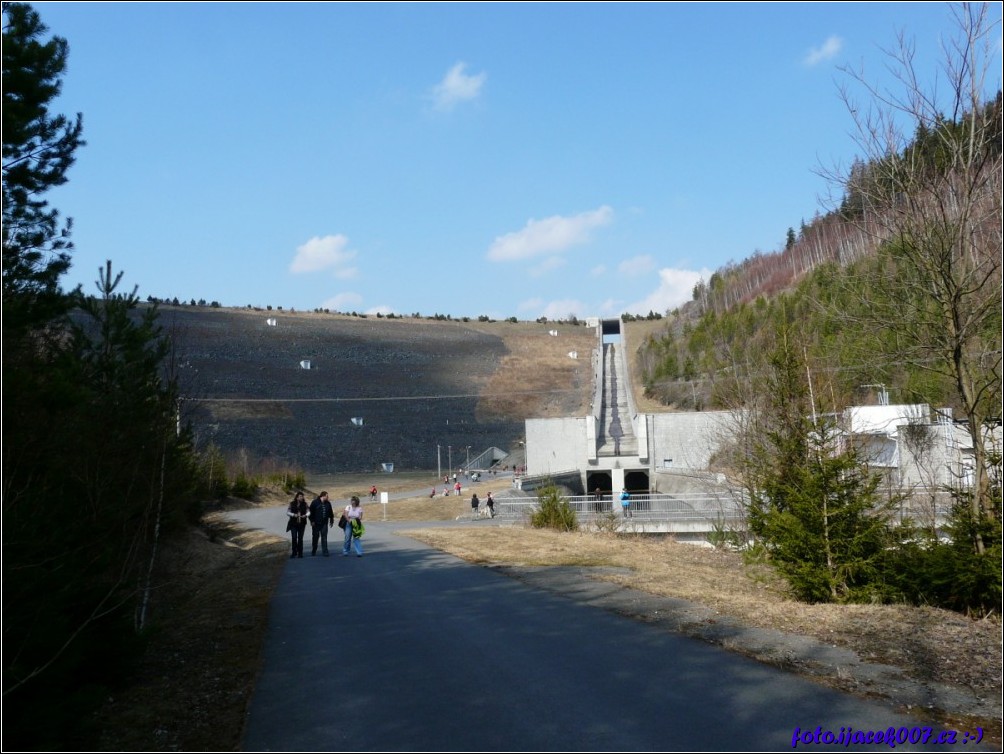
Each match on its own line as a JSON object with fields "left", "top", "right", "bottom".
{"left": 471, "top": 491, "right": 495, "bottom": 518}
{"left": 286, "top": 491, "right": 364, "bottom": 558}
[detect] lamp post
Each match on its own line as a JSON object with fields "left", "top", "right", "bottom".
{"left": 437, "top": 445, "right": 441, "bottom": 481}
{"left": 465, "top": 446, "right": 471, "bottom": 473}
{"left": 448, "top": 446, "right": 452, "bottom": 477}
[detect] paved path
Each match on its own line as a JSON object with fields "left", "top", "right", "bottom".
{"left": 230, "top": 510, "right": 971, "bottom": 751}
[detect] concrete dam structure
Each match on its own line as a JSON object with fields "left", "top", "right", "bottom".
{"left": 524, "top": 318, "right": 735, "bottom": 499}
{"left": 520, "top": 318, "right": 989, "bottom": 534}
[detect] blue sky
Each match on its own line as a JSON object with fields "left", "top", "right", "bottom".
{"left": 36, "top": 2, "right": 1001, "bottom": 320}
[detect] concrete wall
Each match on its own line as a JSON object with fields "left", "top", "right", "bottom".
{"left": 646, "top": 410, "right": 737, "bottom": 471}
{"left": 526, "top": 417, "right": 591, "bottom": 476}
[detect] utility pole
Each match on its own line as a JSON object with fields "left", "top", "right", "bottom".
{"left": 437, "top": 445, "right": 441, "bottom": 480}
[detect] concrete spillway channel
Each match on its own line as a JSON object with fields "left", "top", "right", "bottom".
{"left": 597, "top": 343, "right": 637, "bottom": 457}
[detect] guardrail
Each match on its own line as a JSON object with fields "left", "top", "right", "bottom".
{"left": 486, "top": 492, "right": 746, "bottom": 526}
{"left": 481, "top": 491, "right": 956, "bottom": 532}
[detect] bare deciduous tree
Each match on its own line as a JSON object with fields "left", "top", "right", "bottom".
{"left": 822, "top": 2, "right": 1002, "bottom": 553}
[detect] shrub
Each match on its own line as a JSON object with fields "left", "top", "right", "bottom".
{"left": 882, "top": 490, "right": 1002, "bottom": 616}
{"left": 530, "top": 483, "right": 578, "bottom": 532}
{"left": 267, "top": 469, "right": 307, "bottom": 494}
{"left": 229, "top": 473, "right": 259, "bottom": 500}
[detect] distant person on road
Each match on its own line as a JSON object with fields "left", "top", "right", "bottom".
{"left": 471, "top": 493, "right": 480, "bottom": 518}
{"left": 620, "top": 488, "right": 631, "bottom": 518}
{"left": 369, "top": 485, "right": 378, "bottom": 500}
{"left": 285, "top": 491, "right": 308, "bottom": 558}
{"left": 309, "top": 491, "right": 335, "bottom": 556}
{"left": 454, "top": 480, "right": 462, "bottom": 497}
{"left": 342, "top": 496, "right": 364, "bottom": 557}
{"left": 485, "top": 491, "right": 495, "bottom": 518}
{"left": 429, "top": 488, "right": 436, "bottom": 498}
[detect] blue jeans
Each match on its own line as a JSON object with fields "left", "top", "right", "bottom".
{"left": 343, "top": 522, "right": 363, "bottom": 555}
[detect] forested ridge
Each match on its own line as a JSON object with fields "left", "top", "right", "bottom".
{"left": 639, "top": 91, "right": 1002, "bottom": 415}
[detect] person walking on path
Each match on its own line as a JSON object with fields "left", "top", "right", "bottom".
{"left": 454, "top": 480, "right": 462, "bottom": 497}
{"left": 286, "top": 491, "right": 309, "bottom": 558}
{"left": 485, "top": 491, "right": 495, "bottom": 518}
{"left": 309, "top": 491, "right": 335, "bottom": 556}
{"left": 342, "top": 496, "right": 364, "bottom": 557}
{"left": 470, "top": 493, "right": 480, "bottom": 519}
{"left": 620, "top": 488, "right": 631, "bottom": 518}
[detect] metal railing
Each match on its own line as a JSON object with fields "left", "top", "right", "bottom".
{"left": 484, "top": 492, "right": 746, "bottom": 525}
{"left": 480, "top": 490, "right": 958, "bottom": 530}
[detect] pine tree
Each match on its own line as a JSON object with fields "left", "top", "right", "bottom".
{"left": 743, "top": 335, "right": 895, "bottom": 603}
{"left": 2, "top": 1, "right": 85, "bottom": 340}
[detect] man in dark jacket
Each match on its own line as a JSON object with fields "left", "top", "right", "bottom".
{"left": 309, "top": 491, "right": 335, "bottom": 556}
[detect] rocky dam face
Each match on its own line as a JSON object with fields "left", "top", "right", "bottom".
{"left": 163, "top": 307, "right": 595, "bottom": 474}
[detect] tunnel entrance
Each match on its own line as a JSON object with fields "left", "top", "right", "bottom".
{"left": 624, "top": 469, "right": 650, "bottom": 493}
{"left": 586, "top": 471, "right": 612, "bottom": 512}
{"left": 600, "top": 319, "right": 622, "bottom": 337}
{"left": 586, "top": 470, "right": 612, "bottom": 496}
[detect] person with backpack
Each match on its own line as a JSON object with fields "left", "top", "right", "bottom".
{"left": 485, "top": 491, "right": 495, "bottom": 518}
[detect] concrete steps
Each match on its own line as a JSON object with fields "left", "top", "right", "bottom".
{"left": 597, "top": 343, "right": 637, "bottom": 457}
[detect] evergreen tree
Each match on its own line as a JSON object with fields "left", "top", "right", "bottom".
{"left": 2, "top": 1, "right": 85, "bottom": 340}
{"left": 742, "top": 335, "right": 895, "bottom": 603}
{"left": 2, "top": 6, "right": 200, "bottom": 747}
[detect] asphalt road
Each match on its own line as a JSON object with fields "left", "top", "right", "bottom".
{"left": 233, "top": 509, "right": 981, "bottom": 752}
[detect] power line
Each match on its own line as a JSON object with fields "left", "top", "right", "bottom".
{"left": 182, "top": 388, "right": 580, "bottom": 403}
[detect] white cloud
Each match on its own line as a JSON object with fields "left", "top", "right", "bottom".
{"left": 618, "top": 255, "right": 656, "bottom": 277}
{"left": 517, "top": 297, "right": 544, "bottom": 313}
{"left": 539, "top": 299, "right": 587, "bottom": 322}
{"left": 321, "top": 292, "right": 363, "bottom": 311}
{"left": 591, "top": 264, "right": 607, "bottom": 277}
{"left": 599, "top": 298, "right": 620, "bottom": 315}
{"left": 625, "top": 266, "right": 713, "bottom": 316}
{"left": 529, "top": 256, "right": 566, "bottom": 278}
{"left": 804, "top": 35, "right": 843, "bottom": 66}
{"left": 431, "top": 62, "right": 487, "bottom": 110}
{"left": 487, "top": 206, "right": 614, "bottom": 262}
{"left": 290, "top": 235, "right": 358, "bottom": 275}
{"left": 366, "top": 304, "right": 394, "bottom": 316}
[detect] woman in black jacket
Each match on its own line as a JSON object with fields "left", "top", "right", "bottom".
{"left": 286, "top": 491, "right": 309, "bottom": 558}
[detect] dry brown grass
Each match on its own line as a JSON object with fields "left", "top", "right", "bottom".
{"left": 469, "top": 321, "right": 596, "bottom": 420}
{"left": 96, "top": 514, "right": 287, "bottom": 752}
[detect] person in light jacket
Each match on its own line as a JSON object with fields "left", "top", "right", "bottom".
{"left": 342, "top": 495, "right": 364, "bottom": 557}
